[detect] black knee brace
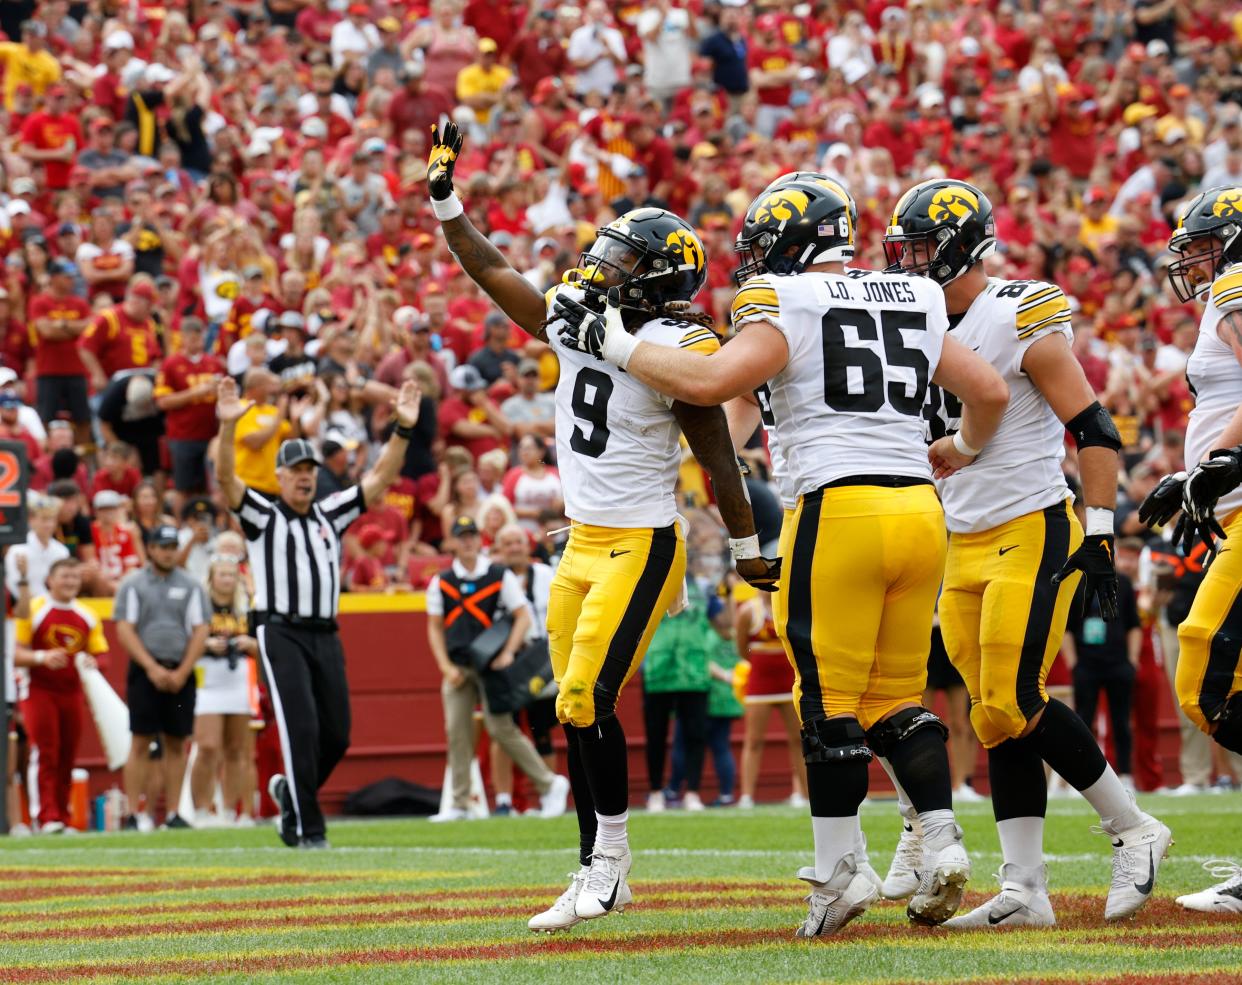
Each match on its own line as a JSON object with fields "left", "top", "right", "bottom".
{"left": 801, "top": 717, "right": 872, "bottom": 765}
{"left": 864, "top": 707, "right": 948, "bottom": 760}
{"left": 1213, "top": 693, "right": 1242, "bottom": 755}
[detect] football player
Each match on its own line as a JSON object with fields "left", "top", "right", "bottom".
{"left": 427, "top": 123, "right": 778, "bottom": 933}
{"left": 556, "top": 178, "right": 1010, "bottom": 935}
{"left": 1138, "top": 185, "right": 1242, "bottom": 915}
{"left": 883, "top": 179, "right": 1172, "bottom": 927}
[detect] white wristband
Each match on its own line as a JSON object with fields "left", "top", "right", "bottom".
{"left": 1086, "top": 507, "right": 1114, "bottom": 536}
{"left": 430, "top": 193, "right": 463, "bottom": 221}
{"left": 34, "top": 651, "right": 45, "bottom": 666}
{"left": 952, "top": 431, "right": 980, "bottom": 457}
{"left": 729, "top": 535, "right": 761, "bottom": 561}
{"left": 603, "top": 328, "right": 639, "bottom": 370}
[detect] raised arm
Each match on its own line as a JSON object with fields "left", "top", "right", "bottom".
{"left": 672, "top": 399, "right": 780, "bottom": 591}
{"left": 214, "top": 376, "right": 254, "bottom": 511}
{"left": 361, "top": 380, "right": 421, "bottom": 507}
{"left": 428, "top": 122, "right": 549, "bottom": 338}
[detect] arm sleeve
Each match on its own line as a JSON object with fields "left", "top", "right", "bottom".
{"left": 236, "top": 487, "right": 273, "bottom": 540}
{"left": 114, "top": 578, "right": 139, "bottom": 624}
{"left": 425, "top": 575, "right": 443, "bottom": 616}
{"left": 184, "top": 584, "right": 207, "bottom": 631}
{"left": 499, "top": 569, "right": 532, "bottom": 614}
{"left": 321, "top": 484, "right": 366, "bottom": 534}
{"left": 87, "top": 614, "right": 109, "bottom": 655}
{"left": 13, "top": 612, "right": 32, "bottom": 646}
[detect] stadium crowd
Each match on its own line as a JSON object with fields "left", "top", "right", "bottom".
{"left": 4, "top": 0, "right": 1242, "bottom": 829}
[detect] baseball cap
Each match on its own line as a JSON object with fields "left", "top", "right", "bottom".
{"left": 49, "top": 257, "right": 76, "bottom": 276}
{"left": 242, "top": 264, "right": 265, "bottom": 280}
{"left": 450, "top": 364, "right": 487, "bottom": 392}
{"left": 358, "top": 524, "right": 390, "bottom": 549}
{"left": 479, "top": 37, "right": 498, "bottom": 53}
{"left": 0, "top": 392, "right": 20, "bottom": 409}
{"left": 362, "top": 136, "right": 388, "bottom": 155}
{"left": 182, "top": 497, "right": 218, "bottom": 521}
{"left": 149, "top": 524, "right": 181, "bottom": 546}
{"left": 378, "top": 15, "right": 401, "bottom": 32}
{"left": 276, "top": 438, "right": 321, "bottom": 469}
{"left": 0, "top": 368, "right": 17, "bottom": 387}
{"left": 277, "top": 310, "right": 307, "bottom": 332}
{"left": 518, "top": 358, "right": 540, "bottom": 377}
{"left": 451, "top": 515, "right": 480, "bottom": 537}
{"left": 93, "top": 489, "right": 125, "bottom": 510}
{"left": 129, "top": 280, "right": 157, "bottom": 301}
{"left": 103, "top": 30, "right": 134, "bottom": 50}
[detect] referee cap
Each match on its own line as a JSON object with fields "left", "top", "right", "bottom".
{"left": 277, "top": 438, "right": 322, "bottom": 469}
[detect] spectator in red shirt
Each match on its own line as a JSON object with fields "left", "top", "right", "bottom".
{"left": 510, "top": 10, "right": 567, "bottom": 97}
{"left": 1042, "top": 84, "right": 1100, "bottom": 180}
{"left": 748, "top": 13, "right": 797, "bottom": 137}
{"left": 79, "top": 278, "right": 163, "bottom": 390}
{"left": 18, "top": 86, "right": 81, "bottom": 192}
{"left": 0, "top": 392, "right": 40, "bottom": 462}
{"left": 89, "top": 488, "right": 144, "bottom": 595}
{"left": 75, "top": 208, "right": 135, "bottom": 302}
{"left": 154, "top": 318, "right": 225, "bottom": 507}
{"left": 92, "top": 443, "right": 143, "bottom": 501}
{"left": 387, "top": 62, "right": 454, "bottom": 154}
{"left": 440, "top": 364, "right": 512, "bottom": 461}
{"left": 375, "top": 306, "right": 450, "bottom": 396}
{"left": 0, "top": 288, "right": 32, "bottom": 376}
{"left": 217, "top": 266, "right": 274, "bottom": 356}
{"left": 28, "top": 257, "right": 91, "bottom": 440}
{"left": 348, "top": 525, "right": 392, "bottom": 592}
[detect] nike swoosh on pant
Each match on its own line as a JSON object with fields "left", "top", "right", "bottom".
{"left": 1134, "top": 847, "right": 1155, "bottom": 895}
{"left": 599, "top": 877, "right": 620, "bottom": 911}
{"left": 988, "top": 907, "right": 1023, "bottom": 925}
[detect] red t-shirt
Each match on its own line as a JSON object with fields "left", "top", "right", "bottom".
{"left": 19, "top": 112, "right": 82, "bottom": 190}
{"left": 216, "top": 295, "right": 276, "bottom": 356}
{"left": 349, "top": 555, "right": 388, "bottom": 591}
{"left": 27, "top": 292, "right": 90, "bottom": 377}
{"left": 91, "top": 522, "right": 141, "bottom": 582}
{"left": 80, "top": 306, "right": 162, "bottom": 377}
{"left": 155, "top": 352, "right": 226, "bottom": 441}
{"left": 748, "top": 44, "right": 794, "bottom": 106}
{"left": 92, "top": 466, "right": 142, "bottom": 500}
{"left": 2, "top": 317, "right": 32, "bottom": 374}
{"left": 439, "top": 396, "right": 506, "bottom": 460}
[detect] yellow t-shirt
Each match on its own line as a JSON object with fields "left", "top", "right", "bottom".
{"left": 1079, "top": 213, "right": 1119, "bottom": 253}
{"left": 0, "top": 43, "right": 61, "bottom": 110}
{"left": 233, "top": 403, "right": 290, "bottom": 494}
{"left": 456, "top": 63, "right": 513, "bottom": 124}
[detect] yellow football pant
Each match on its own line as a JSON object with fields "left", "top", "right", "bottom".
{"left": 938, "top": 499, "right": 1083, "bottom": 749}
{"left": 547, "top": 521, "right": 686, "bottom": 727}
{"left": 771, "top": 507, "right": 795, "bottom": 651}
{"left": 1176, "top": 508, "right": 1242, "bottom": 734}
{"left": 775, "top": 483, "right": 946, "bottom": 730}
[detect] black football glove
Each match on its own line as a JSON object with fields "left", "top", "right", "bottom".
{"left": 1178, "top": 447, "right": 1242, "bottom": 556}
{"left": 736, "top": 555, "right": 781, "bottom": 593}
{"left": 552, "top": 290, "right": 606, "bottom": 359}
{"left": 1052, "top": 534, "right": 1119, "bottom": 621}
{"left": 427, "top": 122, "right": 463, "bottom": 201}
{"left": 1137, "top": 471, "right": 1187, "bottom": 528}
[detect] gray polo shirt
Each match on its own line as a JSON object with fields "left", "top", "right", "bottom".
{"left": 115, "top": 565, "right": 208, "bottom": 668}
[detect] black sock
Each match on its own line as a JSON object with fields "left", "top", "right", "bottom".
{"left": 1026, "top": 698, "right": 1108, "bottom": 791}
{"left": 806, "top": 759, "right": 869, "bottom": 817}
{"left": 563, "top": 724, "right": 596, "bottom": 867}
{"left": 987, "top": 737, "right": 1048, "bottom": 822}
{"left": 886, "top": 727, "right": 953, "bottom": 813}
{"left": 573, "top": 715, "right": 629, "bottom": 817}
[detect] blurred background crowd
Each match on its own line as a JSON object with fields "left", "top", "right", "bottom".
{"left": 2, "top": 0, "right": 1242, "bottom": 826}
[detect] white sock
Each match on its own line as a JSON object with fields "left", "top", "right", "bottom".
{"left": 495, "top": 793, "right": 512, "bottom": 807}
{"left": 593, "top": 810, "right": 629, "bottom": 853}
{"left": 1080, "top": 770, "right": 1144, "bottom": 833}
{"left": 878, "top": 756, "right": 914, "bottom": 816}
{"left": 918, "top": 808, "right": 959, "bottom": 852}
{"left": 853, "top": 816, "right": 868, "bottom": 863}
{"left": 997, "top": 816, "right": 1045, "bottom": 869}
{"left": 811, "top": 814, "right": 858, "bottom": 882}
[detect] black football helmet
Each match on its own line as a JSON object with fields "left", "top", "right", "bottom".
{"left": 734, "top": 178, "right": 856, "bottom": 286}
{"left": 883, "top": 179, "right": 996, "bottom": 285}
{"left": 1168, "top": 185, "right": 1242, "bottom": 303}
{"left": 566, "top": 207, "right": 707, "bottom": 314}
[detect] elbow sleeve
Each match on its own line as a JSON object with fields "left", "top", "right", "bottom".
{"left": 1066, "top": 401, "right": 1122, "bottom": 452}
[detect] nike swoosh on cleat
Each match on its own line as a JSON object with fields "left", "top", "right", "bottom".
{"left": 609, "top": 549, "right": 630, "bottom": 558}
{"left": 810, "top": 906, "right": 830, "bottom": 937}
{"left": 988, "top": 907, "right": 1023, "bottom": 925}
{"left": 1134, "top": 847, "right": 1155, "bottom": 895}
{"left": 599, "top": 877, "right": 620, "bottom": 912}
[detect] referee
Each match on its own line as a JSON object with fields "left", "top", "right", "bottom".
{"left": 214, "top": 375, "right": 422, "bottom": 848}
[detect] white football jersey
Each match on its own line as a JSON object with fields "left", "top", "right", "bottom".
{"left": 922, "top": 278, "right": 1073, "bottom": 534}
{"left": 731, "top": 270, "right": 948, "bottom": 499}
{"left": 549, "top": 290, "right": 720, "bottom": 528}
{"left": 753, "top": 384, "right": 796, "bottom": 510}
{"left": 1185, "top": 264, "right": 1242, "bottom": 521}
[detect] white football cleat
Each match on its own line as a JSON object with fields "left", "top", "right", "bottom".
{"left": 736, "top": 795, "right": 755, "bottom": 809}
{"left": 795, "top": 854, "right": 879, "bottom": 938}
{"left": 953, "top": 783, "right": 985, "bottom": 803}
{"left": 1176, "top": 860, "right": 1242, "bottom": 913}
{"left": 40, "top": 820, "right": 66, "bottom": 835}
{"left": 1101, "top": 815, "right": 1173, "bottom": 920}
{"left": 907, "top": 827, "right": 971, "bottom": 926}
{"left": 944, "top": 863, "right": 1056, "bottom": 929}
{"left": 853, "top": 832, "right": 884, "bottom": 898}
{"left": 574, "top": 846, "right": 632, "bottom": 919}
{"left": 646, "top": 791, "right": 665, "bottom": 813}
{"left": 529, "top": 867, "right": 590, "bottom": 932}
{"left": 882, "top": 813, "right": 923, "bottom": 900}
{"left": 682, "top": 791, "right": 705, "bottom": 812}
{"left": 787, "top": 791, "right": 809, "bottom": 809}
{"left": 539, "top": 775, "right": 570, "bottom": 819}
{"left": 428, "top": 807, "right": 469, "bottom": 823}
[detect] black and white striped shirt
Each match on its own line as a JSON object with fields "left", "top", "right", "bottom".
{"left": 235, "top": 486, "right": 365, "bottom": 620}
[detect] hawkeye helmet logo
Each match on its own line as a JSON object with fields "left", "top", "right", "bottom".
{"left": 665, "top": 228, "right": 705, "bottom": 271}
{"left": 928, "top": 186, "right": 981, "bottom": 224}
{"left": 753, "top": 189, "right": 810, "bottom": 227}
{"left": 1211, "top": 189, "right": 1242, "bottom": 218}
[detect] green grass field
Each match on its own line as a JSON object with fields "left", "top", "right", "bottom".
{"left": 1, "top": 793, "right": 1240, "bottom": 984}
